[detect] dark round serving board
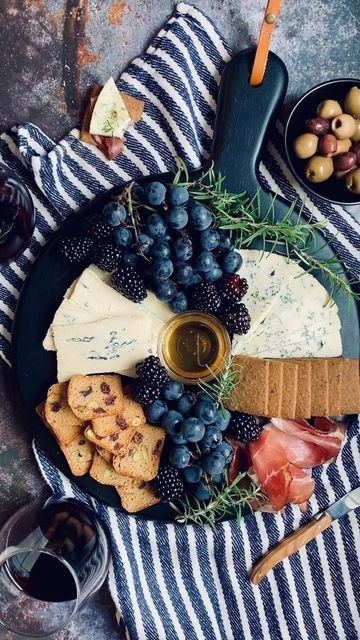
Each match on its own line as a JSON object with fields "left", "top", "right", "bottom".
{"left": 12, "top": 50, "right": 360, "bottom": 519}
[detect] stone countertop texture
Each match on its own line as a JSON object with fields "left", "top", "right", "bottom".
{"left": 0, "top": 1, "right": 359, "bottom": 638}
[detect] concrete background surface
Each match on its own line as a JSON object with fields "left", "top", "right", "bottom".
{"left": 0, "top": 1, "right": 359, "bottom": 638}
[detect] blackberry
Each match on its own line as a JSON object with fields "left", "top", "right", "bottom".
{"left": 218, "top": 274, "right": 248, "bottom": 304}
{"left": 58, "top": 236, "right": 94, "bottom": 263}
{"left": 219, "top": 303, "right": 250, "bottom": 335}
{"left": 83, "top": 213, "right": 113, "bottom": 241}
{"left": 152, "top": 465, "right": 184, "bottom": 502}
{"left": 92, "top": 243, "right": 122, "bottom": 271}
{"left": 111, "top": 265, "right": 147, "bottom": 303}
{"left": 136, "top": 356, "right": 169, "bottom": 387}
{"left": 132, "top": 379, "right": 163, "bottom": 406}
{"left": 190, "top": 282, "right": 221, "bottom": 314}
{"left": 229, "top": 412, "right": 262, "bottom": 442}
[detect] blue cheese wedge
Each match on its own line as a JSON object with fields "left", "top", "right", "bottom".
{"left": 234, "top": 249, "right": 303, "bottom": 335}
{"left": 232, "top": 249, "right": 342, "bottom": 359}
{"left": 43, "top": 299, "right": 111, "bottom": 351}
{"left": 43, "top": 265, "right": 174, "bottom": 351}
{"left": 69, "top": 266, "right": 173, "bottom": 324}
{"left": 53, "top": 315, "right": 157, "bottom": 382}
{"left": 89, "top": 77, "right": 131, "bottom": 138}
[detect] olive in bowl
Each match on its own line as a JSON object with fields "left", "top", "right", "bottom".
{"left": 285, "top": 79, "right": 360, "bottom": 206}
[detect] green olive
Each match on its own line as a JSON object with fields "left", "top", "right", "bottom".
{"left": 316, "top": 99, "right": 342, "bottom": 119}
{"left": 333, "top": 138, "right": 352, "bottom": 155}
{"left": 293, "top": 133, "right": 318, "bottom": 159}
{"left": 305, "top": 156, "right": 334, "bottom": 183}
{"left": 344, "top": 86, "right": 360, "bottom": 118}
{"left": 351, "top": 119, "right": 360, "bottom": 142}
{"left": 345, "top": 167, "right": 360, "bottom": 194}
{"left": 331, "top": 114, "right": 356, "bottom": 140}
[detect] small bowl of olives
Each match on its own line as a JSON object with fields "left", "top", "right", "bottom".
{"left": 285, "top": 79, "right": 360, "bottom": 206}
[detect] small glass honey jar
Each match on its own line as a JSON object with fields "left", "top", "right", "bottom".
{"left": 158, "top": 311, "right": 231, "bottom": 384}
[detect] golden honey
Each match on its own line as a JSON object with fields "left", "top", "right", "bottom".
{"left": 158, "top": 312, "right": 231, "bottom": 384}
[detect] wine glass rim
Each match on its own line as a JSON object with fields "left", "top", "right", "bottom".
{"left": 0, "top": 545, "right": 81, "bottom": 638}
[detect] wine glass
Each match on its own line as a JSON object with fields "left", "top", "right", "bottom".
{"left": 0, "top": 497, "right": 110, "bottom": 637}
{"left": 0, "top": 164, "right": 35, "bottom": 265}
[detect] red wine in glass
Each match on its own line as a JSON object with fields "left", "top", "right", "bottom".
{"left": 3, "top": 498, "right": 109, "bottom": 602}
{"left": 0, "top": 164, "right": 35, "bottom": 264}
{"left": 0, "top": 499, "right": 110, "bottom": 637}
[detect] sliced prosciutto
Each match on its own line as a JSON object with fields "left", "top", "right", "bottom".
{"left": 93, "top": 135, "right": 125, "bottom": 160}
{"left": 248, "top": 427, "right": 292, "bottom": 510}
{"left": 226, "top": 435, "right": 251, "bottom": 483}
{"left": 262, "top": 424, "right": 336, "bottom": 469}
{"left": 287, "top": 465, "right": 315, "bottom": 506}
{"left": 247, "top": 418, "right": 344, "bottom": 511}
{"left": 270, "top": 418, "right": 344, "bottom": 466}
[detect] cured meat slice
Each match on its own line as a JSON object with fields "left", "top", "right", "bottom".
{"left": 93, "top": 134, "right": 125, "bottom": 160}
{"left": 226, "top": 436, "right": 251, "bottom": 483}
{"left": 270, "top": 418, "right": 344, "bottom": 465}
{"left": 262, "top": 424, "right": 338, "bottom": 468}
{"left": 248, "top": 428, "right": 291, "bottom": 510}
{"left": 246, "top": 419, "right": 343, "bottom": 510}
{"left": 287, "top": 465, "right": 315, "bottom": 505}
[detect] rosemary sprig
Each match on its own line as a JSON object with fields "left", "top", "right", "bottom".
{"left": 197, "top": 356, "right": 240, "bottom": 413}
{"left": 102, "top": 117, "right": 117, "bottom": 137}
{"left": 174, "top": 472, "right": 263, "bottom": 529}
{"left": 169, "top": 160, "right": 359, "bottom": 300}
{"left": 292, "top": 245, "right": 359, "bottom": 301}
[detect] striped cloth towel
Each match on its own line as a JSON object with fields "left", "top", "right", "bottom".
{"left": 1, "top": 3, "right": 360, "bottom": 638}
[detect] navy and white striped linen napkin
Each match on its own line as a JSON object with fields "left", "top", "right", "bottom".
{"left": 1, "top": 3, "right": 360, "bottom": 638}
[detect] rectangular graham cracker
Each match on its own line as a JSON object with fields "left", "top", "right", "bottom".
{"left": 310, "top": 359, "right": 329, "bottom": 416}
{"left": 327, "top": 358, "right": 343, "bottom": 416}
{"left": 280, "top": 361, "right": 299, "bottom": 419}
{"left": 267, "top": 360, "right": 284, "bottom": 417}
{"left": 225, "top": 356, "right": 270, "bottom": 416}
{"left": 339, "top": 358, "right": 360, "bottom": 414}
{"left": 288, "top": 359, "right": 312, "bottom": 419}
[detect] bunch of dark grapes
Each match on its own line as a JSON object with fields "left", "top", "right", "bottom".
{"left": 57, "top": 180, "right": 249, "bottom": 314}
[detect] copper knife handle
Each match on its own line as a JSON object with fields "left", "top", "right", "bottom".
{"left": 250, "top": 512, "right": 333, "bottom": 585}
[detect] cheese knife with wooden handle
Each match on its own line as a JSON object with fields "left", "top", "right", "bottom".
{"left": 250, "top": 486, "right": 360, "bottom": 585}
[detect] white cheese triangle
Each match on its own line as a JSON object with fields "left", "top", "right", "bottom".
{"left": 89, "top": 77, "right": 131, "bottom": 138}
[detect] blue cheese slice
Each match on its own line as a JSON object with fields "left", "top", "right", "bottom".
{"left": 235, "top": 249, "right": 303, "bottom": 335}
{"left": 89, "top": 77, "right": 131, "bottom": 138}
{"left": 235, "top": 326, "right": 342, "bottom": 358}
{"left": 69, "top": 266, "right": 173, "bottom": 325}
{"left": 43, "top": 266, "right": 174, "bottom": 351}
{"left": 233, "top": 249, "right": 342, "bottom": 358}
{"left": 54, "top": 315, "right": 157, "bottom": 382}
{"left": 43, "top": 299, "right": 111, "bottom": 351}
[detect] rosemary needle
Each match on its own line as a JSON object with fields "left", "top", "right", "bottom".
{"left": 197, "top": 356, "right": 241, "bottom": 413}
{"left": 166, "top": 159, "right": 359, "bottom": 301}
{"left": 174, "top": 473, "right": 263, "bottom": 529}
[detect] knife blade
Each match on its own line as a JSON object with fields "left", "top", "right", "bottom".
{"left": 250, "top": 486, "right": 360, "bottom": 585}
{"left": 325, "top": 486, "right": 360, "bottom": 520}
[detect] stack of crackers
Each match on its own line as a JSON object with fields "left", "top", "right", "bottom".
{"left": 226, "top": 356, "right": 360, "bottom": 419}
{"left": 38, "top": 374, "right": 165, "bottom": 513}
